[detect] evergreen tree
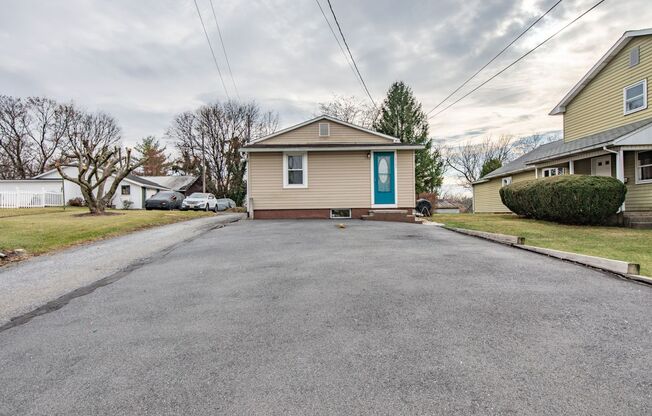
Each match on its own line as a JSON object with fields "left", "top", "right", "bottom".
{"left": 373, "top": 81, "right": 444, "bottom": 194}
{"left": 480, "top": 157, "right": 502, "bottom": 177}
{"left": 135, "top": 136, "right": 170, "bottom": 176}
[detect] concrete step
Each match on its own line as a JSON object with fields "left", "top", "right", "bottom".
{"left": 368, "top": 209, "right": 408, "bottom": 214}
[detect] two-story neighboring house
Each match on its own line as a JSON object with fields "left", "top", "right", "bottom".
{"left": 473, "top": 29, "right": 652, "bottom": 226}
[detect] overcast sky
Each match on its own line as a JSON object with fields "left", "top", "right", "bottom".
{"left": 1, "top": 0, "right": 651, "bottom": 190}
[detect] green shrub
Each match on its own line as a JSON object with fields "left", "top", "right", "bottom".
{"left": 499, "top": 175, "right": 626, "bottom": 225}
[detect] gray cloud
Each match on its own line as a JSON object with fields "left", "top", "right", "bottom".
{"left": 0, "top": 0, "right": 650, "bottom": 150}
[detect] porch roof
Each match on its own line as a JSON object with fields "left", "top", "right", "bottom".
{"left": 525, "top": 118, "right": 652, "bottom": 164}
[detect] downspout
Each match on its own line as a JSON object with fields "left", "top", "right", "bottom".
{"left": 603, "top": 146, "right": 625, "bottom": 213}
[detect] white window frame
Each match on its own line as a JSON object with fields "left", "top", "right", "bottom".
{"left": 330, "top": 208, "right": 351, "bottom": 219}
{"left": 501, "top": 176, "right": 512, "bottom": 187}
{"left": 635, "top": 150, "right": 652, "bottom": 184}
{"left": 283, "top": 152, "right": 308, "bottom": 188}
{"left": 542, "top": 167, "right": 561, "bottom": 177}
{"left": 318, "top": 123, "right": 330, "bottom": 137}
{"left": 623, "top": 79, "right": 647, "bottom": 115}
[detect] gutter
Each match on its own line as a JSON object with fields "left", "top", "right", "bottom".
{"left": 525, "top": 142, "right": 615, "bottom": 165}
{"left": 241, "top": 145, "right": 425, "bottom": 153}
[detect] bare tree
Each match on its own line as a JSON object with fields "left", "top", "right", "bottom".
{"left": 317, "top": 95, "right": 378, "bottom": 128}
{"left": 167, "top": 100, "right": 279, "bottom": 205}
{"left": 446, "top": 135, "right": 514, "bottom": 189}
{"left": 24, "top": 97, "right": 70, "bottom": 174}
{"left": 0, "top": 96, "right": 33, "bottom": 178}
{"left": 56, "top": 107, "right": 143, "bottom": 214}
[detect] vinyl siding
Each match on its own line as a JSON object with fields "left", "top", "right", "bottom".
{"left": 473, "top": 170, "right": 536, "bottom": 213}
{"left": 564, "top": 35, "right": 652, "bottom": 141}
{"left": 248, "top": 150, "right": 415, "bottom": 210}
{"left": 624, "top": 151, "right": 652, "bottom": 210}
{"left": 262, "top": 120, "right": 395, "bottom": 145}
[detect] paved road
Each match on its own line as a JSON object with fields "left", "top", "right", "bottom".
{"left": 0, "top": 213, "right": 244, "bottom": 327}
{"left": 1, "top": 220, "right": 651, "bottom": 415}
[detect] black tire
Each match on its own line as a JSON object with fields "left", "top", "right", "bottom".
{"left": 205, "top": 204, "right": 209, "bottom": 212}
{"left": 416, "top": 199, "right": 432, "bottom": 216}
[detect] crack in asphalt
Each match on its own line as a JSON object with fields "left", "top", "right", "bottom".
{"left": 0, "top": 216, "right": 240, "bottom": 334}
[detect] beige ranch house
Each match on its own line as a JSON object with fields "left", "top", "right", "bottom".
{"left": 241, "top": 115, "right": 423, "bottom": 221}
{"left": 473, "top": 28, "right": 652, "bottom": 226}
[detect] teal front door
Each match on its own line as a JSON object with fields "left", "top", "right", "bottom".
{"left": 373, "top": 152, "right": 395, "bottom": 205}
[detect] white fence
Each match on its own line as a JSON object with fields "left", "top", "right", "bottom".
{"left": 0, "top": 191, "right": 64, "bottom": 208}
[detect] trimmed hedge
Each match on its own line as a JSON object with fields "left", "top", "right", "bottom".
{"left": 499, "top": 175, "right": 626, "bottom": 224}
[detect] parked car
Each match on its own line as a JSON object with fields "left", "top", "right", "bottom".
{"left": 145, "top": 191, "right": 185, "bottom": 210}
{"left": 181, "top": 192, "right": 219, "bottom": 211}
{"left": 215, "top": 198, "right": 236, "bottom": 211}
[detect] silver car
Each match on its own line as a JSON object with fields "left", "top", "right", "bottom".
{"left": 215, "top": 198, "right": 236, "bottom": 211}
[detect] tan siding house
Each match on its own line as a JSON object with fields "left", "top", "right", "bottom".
{"left": 473, "top": 29, "right": 652, "bottom": 222}
{"left": 242, "top": 115, "right": 422, "bottom": 220}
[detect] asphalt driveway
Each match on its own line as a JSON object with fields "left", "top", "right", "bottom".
{"left": 1, "top": 220, "right": 651, "bottom": 415}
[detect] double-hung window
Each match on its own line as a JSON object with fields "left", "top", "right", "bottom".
{"left": 283, "top": 153, "right": 308, "bottom": 188}
{"left": 636, "top": 151, "right": 652, "bottom": 184}
{"left": 542, "top": 167, "right": 561, "bottom": 177}
{"left": 624, "top": 79, "right": 647, "bottom": 115}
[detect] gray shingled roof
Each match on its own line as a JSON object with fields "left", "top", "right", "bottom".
{"left": 125, "top": 174, "right": 166, "bottom": 188}
{"left": 480, "top": 139, "right": 563, "bottom": 180}
{"left": 525, "top": 118, "right": 652, "bottom": 163}
{"left": 141, "top": 176, "right": 198, "bottom": 191}
{"left": 478, "top": 117, "right": 652, "bottom": 182}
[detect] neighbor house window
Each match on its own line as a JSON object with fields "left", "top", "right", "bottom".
{"left": 501, "top": 177, "right": 512, "bottom": 187}
{"left": 121, "top": 185, "right": 131, "bottom": 195}
{"left": 330, "top": 209, "right": 351, "bottom": 219}
{"left": 542, "top": 167, "right": 564, "bottom": 177}
{"left": 283, "top": 152, "right": 308, "bottom": 188}
{"left": 624, "top": 79, "right": 647, "bottom": 115}
{"left": 319, "top": 123, "right": 330, "bottom": 137}
{"left": 636, "top": 150, "right": 652, "bottom": 183}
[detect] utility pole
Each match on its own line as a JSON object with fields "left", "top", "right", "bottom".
{"left": 201, "top": 133, "right": 207, "bottom": 193}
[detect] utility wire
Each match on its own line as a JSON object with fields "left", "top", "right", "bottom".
{"left": 428, "top": 0, "right": 607, "bottom": 120}
{"left": 426, "top": 0, "right": 563, "bottom": 116}
{"left": 314, "top": 0, "right": 367, "bottom": 98}
{"left": 208, "top": 0, "right": 240, "bottom": 100}
{"left": 326, "top": 0, "right": 377, "bottom": 109}
{"left": 193, "top": 0, "right": 230, "bottom": 100}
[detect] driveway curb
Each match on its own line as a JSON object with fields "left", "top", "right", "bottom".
{"left": 441, "top": 225, "right": 646, "bottom": 284}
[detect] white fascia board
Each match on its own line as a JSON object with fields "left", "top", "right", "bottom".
{"left": 250, "top": 114, "right": 400, "bottom": 144}
{"left": 242, "top": 145, "right": 424, "bottom": 153}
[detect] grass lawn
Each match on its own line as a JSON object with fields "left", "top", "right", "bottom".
{"left": 432, "top": 213, "right": 652, "bottom": 276}
{"left": 0, "top": 207, "right": 213, "bottom": 257}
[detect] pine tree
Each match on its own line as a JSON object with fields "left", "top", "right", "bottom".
{"left": 373, "top": 81, "right": 444, "bottom": 194}
{"left": 135, "top": 136, "right": 170, "bottom": 176}
{"left": 480, "top": 158, "right": 502, "bottom": 178}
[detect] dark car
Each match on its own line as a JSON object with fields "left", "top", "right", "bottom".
{"left": 145, "top": 191, "right": 185, "bottom": 210}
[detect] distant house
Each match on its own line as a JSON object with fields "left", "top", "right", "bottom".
{"left": 241, "top": 115, "right": 423, "bottom": 221}
{"left": 35, "top": 166, "right": 166, "bottom": 209}
{"left": 473, "top": 29, "right": 652, "bottom": 219}
{"left": 435, "top": 199, "right": 460, "bottom": 214}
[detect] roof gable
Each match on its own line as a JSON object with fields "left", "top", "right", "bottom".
{"left": 550, "top": 29, "right": 652, "bottom": 115}
{"left": 252, "top": 115, "right": 399, "bottom": 145}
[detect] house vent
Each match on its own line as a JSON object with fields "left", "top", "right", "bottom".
{"left": 319, "top": 122, "right": 330, "bottom": 137}
{"left": 630, "top": 46, "right": 640, "bottom": 67}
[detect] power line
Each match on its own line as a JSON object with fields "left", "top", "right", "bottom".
{"left": 428, "top": 0, "right": 607, "bottom": 121}
{"left": 426, "top": 0, "right": 563, "bottom": 116}
{"left": 314, "top": 0, "right": 367, "bottom": 97}
{"left": 325, "top": 0, "right": 377, "bottom": 109}
{"left": 208, "top": 0, "right": 240, "bottom": 100}
{"left": 193, "top": 0, "right": 230, "bottom": 100}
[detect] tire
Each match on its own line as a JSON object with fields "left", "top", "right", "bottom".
{"left": 214, "top": 204, "right": 219, "bottom": 213}
{"left": 205, "top": 204, "right": 209, "bottom": 212}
